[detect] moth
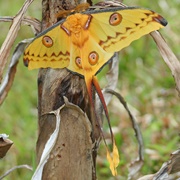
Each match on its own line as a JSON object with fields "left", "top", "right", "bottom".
{"left": 23, "top": 4, "right": 167, "bottom": 175}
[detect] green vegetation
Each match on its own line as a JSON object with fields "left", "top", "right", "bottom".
{"left": 0, "top": 0, "right": 179, "bottom": 179}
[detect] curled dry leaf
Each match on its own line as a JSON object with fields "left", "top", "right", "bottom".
{"left": 0, "top": 134, "right": 13, "bottom": 158}
{"left": 151, "top": 31, "right": 180, "bottom": 95}
{"left": 0, "top": 39, "right": 32, "bottom": 105}
{"left": 95, "top": 53, "right": 119, "bottom": 114}
{"left": 32, "top": 104, "right": 64, "bottom": 180}
{"left": 103, "top": 53, "right": 119, "bottom": 106}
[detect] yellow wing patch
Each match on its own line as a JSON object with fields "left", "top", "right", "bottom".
{"left": 90, "top": 9, "right": 166, "bottom": 52}
{"left": 24, "top": 23, "right": 71, "bottom": 70}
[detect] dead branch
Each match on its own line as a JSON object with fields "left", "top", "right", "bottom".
{"left": 0, "top": 0, "right": 34, "bottom": 83}
{"left": 138, "top": 149, "right": 180, "bottom": 180}
{"left": 105, "top": 89, "right": 144, "bottom": 179}
{"left": 0, "top": 164, "right": 32, "bottom": 180}
{"left": 0, "top": 16, "right": 41, "bottom": 34}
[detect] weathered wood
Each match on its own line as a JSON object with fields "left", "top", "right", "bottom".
{"left": 42, "top": 101, "right": 93, "bottom": 179}
{"left": 36, "top": 0, "right": 100, "bottom": 179}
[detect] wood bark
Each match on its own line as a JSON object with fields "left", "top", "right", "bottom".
{"left": 36, "top": 0, "right": 101, "bottom": 179}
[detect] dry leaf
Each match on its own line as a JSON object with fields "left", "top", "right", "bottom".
{"left": 0, "top": 134, "right": 13, "bottom": 158}
{"left": 151, "top": 31, "right": 180, "bottom": 95}
{"left": 32, "top": 105, "right": 64, "bottom": 180}
{"left": 0, "top": 0, "right": 34, "bottom": 82}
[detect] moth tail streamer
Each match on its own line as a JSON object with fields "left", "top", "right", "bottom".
{"left": 92, "top": 76, "right": 119, "bottom": 175}
{"left": 92, "top": 76, "right": 114, "bottom": 143}
{"left": 85, "top": 75, "right": 119, "bottom": 176}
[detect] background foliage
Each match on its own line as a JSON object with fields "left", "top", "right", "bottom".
{"left": 0, "top": 0, "right": 179, "bottom": 179}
